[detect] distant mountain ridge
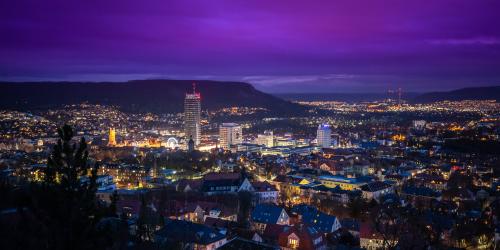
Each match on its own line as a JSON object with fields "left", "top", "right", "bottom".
{"left": 411, "top": 86, "right": 500, "bottom": 103}
{"left": 276, "top": 92, "right": 419, "bottom": 102}
{"left": 276, "top": 86, "right": 500, "bottom": 103}
{"left": 0, "top": 80, "right": 305, "bottom": 114}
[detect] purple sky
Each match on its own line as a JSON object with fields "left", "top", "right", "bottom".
{"left": 1, "top": 0, "right": 500, "bottom": 92}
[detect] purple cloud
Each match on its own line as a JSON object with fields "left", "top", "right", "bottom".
{"left": 429, "top": 37, "right": 500, "bottom": 46}
{"left": 1, "top": 0, "right": 500, "bottom": 92}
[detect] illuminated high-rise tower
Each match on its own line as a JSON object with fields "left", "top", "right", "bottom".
{"left": 108, "top": 127, "right": 117, "bottom": 146}
{"left": 316, "top": 123, "right": 332, "bottom": 148}
{"left": 184, "top": 83, "right": 201, "bottom": 147}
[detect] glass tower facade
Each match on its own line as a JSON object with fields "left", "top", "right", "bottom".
{"left": 184, "top": 87, "right": 201, "bottom": 147}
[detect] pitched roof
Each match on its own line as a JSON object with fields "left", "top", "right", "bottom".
{"left": 197, "top": 201, "right": 237, "bottom": 217}
{"left": 204, "top": 172, "right": 241, "bottom": 181}
{"left": 278, "top": 224, "right": 325, "bottom": 249}
{"left": 402, "top": 186, "right": 441, "bottom": 197}
{"left": 176, "top": 179, "right": 202, "bottom": 191}
{"left": 360, "top": 181, "right": 392, "bottom": 192}
{"left": 218, "top": 237, "right": 279, "bottom": 250}
{"left": 273, "top": 175, "right": 289, "bottom": 183}
{"left": 252, "top": 181, "right": 278, "bottom": 192}
{"left": 155, "top": 219, "right": 226, "bottom": 245}
{"left": 340, "top": 218, "right": 360, "bottom": 232}
{"left": 202, "top": 173, "right": 244, "bottom": 192}
{"left": 251, "top": 204, "right": 285, "bottom": 224}
{"left": 262, "top": 224, "right": 289, "bottom": 240}
{"left": 291, "top": 204, "right": 338, "bottom": 233}
{"left": 204, "top": 217, "right": 238, "bottom": 230}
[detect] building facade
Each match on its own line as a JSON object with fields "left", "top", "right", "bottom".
{"left": 184, "top": 85, "right": 201, "bottom": 147}
{"left": 255, "top": 130, "right": 274, "bottom": 147}
{"left": 219, "top": 123, "right": 243, "bottom": 149}
{"left": 316, "top": 124, "right": 331, "bottom": 148}
{"left": 108, "top": 127, "right": 116, "bottom": 146}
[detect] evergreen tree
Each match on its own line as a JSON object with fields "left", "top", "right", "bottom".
{"left": 237, "top": 191, "right": 253, "bottom": 228}
{"left": 108, "top": 190, "right": 119, "bottom": 217}
{"left": 347, "top": 197, "right": 364, "bottom": 219}
{"left": 1, "top": 125, "right": 116, "bottom": 250}
{"left": 136, "top": 195, "right": 159, "bottom": 243}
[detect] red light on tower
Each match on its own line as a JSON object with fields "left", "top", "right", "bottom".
{"left": 192, "top": 82, "right": 201, "bottom": 99}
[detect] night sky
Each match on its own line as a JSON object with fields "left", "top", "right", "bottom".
{"left": 1, "top": 0, "right": 500, "bottom": 92}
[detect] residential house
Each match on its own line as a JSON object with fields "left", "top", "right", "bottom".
{"left": 155, "top": 219, "right": 227, "bottom": 250}
{"left": 198, "top": 201, "right": 238, "bottom": 222}
{"left": 360, "top": 223, "right": 397, "bottom": 250}
{"left": 318, "top": 161, "right": 345, "bottom": 175}
{"left": 360, "top": 181, "right": 394, "bottom": 202}
{"left": 162, "top": 200, "right": 205, "bottom": 223}
{"left": 202, "top": 172, "right": 254, "bottom": 195}
{"left": 176, "top": 179, "right": 202, "bottom": 192}
{"left": 252, "top": 181, "right": 279, "bottom": 204}
{"left": 401, "top": 186, "right": 442, "bottom": 208}
{"left": 291, "top": 204, "right": 341, "bottom": 234}
{"left": 278, "top": 224, "right": 327, "bottom": 250}
{"left": 339, "top": 218, "right": 360, "bottom": 238}
{"left": 218, "top": 237, "right": 279, "bottom": 250}
{"left": 204, "top": 217, "right": 238, "bottom": 235}
{"left": 251, "top": 204, "right": 290, "bottom": 233}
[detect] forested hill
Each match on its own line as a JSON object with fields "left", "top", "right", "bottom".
{"left": 411, "top": 86, "right": 500, "bottom": 103}
{"left": 0, "top": 80, "right": 305, "bottom": 114}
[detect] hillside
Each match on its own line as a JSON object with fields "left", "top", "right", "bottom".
{"left": 276, "top": 92, "right": 419, "bottom": 102}
{"left": 0, "top": 80, "right": 305, "bottom": 114}
{"left": 411, "top": 86, "right": 500, "bottom": 103}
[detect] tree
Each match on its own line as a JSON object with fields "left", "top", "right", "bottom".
{"left": 347, "top": 197, "right": 365, "bottom": 219}
{"left": 237, "top": 191, "right": 253, "bottom": 228}
{"left": 337, "top": 231, "right": 358, "bottom": 247}
{"left": 447, "top": 171, "right": 473, "bottom": 190}
{"left": 108, "top": 190, "right": 119, "bottom": 217}
{"left": 373, "top": 201, "right": 432, "bottom": 249}
{"left": 0, "top": 125, "right": 117, "bottom": 250}
{"left": 136, "top": 195, "right": 160, "bottom": 243}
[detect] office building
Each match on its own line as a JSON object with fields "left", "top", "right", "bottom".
{"left": 317, "top": 123, "right": 332, "bottom": 148}
{"left": 255, "top": 130, "right": 274, "bottom": 147}
{"left": 184, "top": 84, "right": 201, "bottom": 147}
{"left": 219, "top": 123, "right": 243, "bottom": 149}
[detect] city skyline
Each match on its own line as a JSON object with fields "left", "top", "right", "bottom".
{"left": 1, "top": 2, "right": 499, "bottom": 249}
{"left": 1, "top": 1, "right": 500, "bottom": 92}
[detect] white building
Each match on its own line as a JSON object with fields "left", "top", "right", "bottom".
{"left": 255, "top": 130, "right": 274, "bottom": 147}
{"left": 219, "top": 123, "right": 243, "bottom": 149}
{"left": 413, "top": 120, "right": 426, "bottom": 130}
{"left": 360, "top": 181, "right": 394, "bottom": 202}
{"left": 317, "top": 124, "right": 332, "bottom": 148}
{"left": 252, "top": 181, "right": 279, "bottom": 204}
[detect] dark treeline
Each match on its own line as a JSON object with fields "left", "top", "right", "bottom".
{"left": 0, "top": 125, "right": 128, "bottom": 250}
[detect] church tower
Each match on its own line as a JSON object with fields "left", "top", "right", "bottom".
{"left": 108, "top": 127, "right": 117, "bottom": 146}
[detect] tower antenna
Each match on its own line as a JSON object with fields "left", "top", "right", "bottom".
{"left": 398, "top": 87, "right": 402, "bottom": 106}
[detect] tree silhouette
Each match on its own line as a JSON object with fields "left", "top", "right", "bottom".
{"left": 136, "top": 195, "right": 161, "bottom": 243}
{"left": 0, "top": 125, "right": 116, "bottom": 250}
{"left": 347, "top": 197, "right": 367, "bottom": 219}
{"left": 237, "top": 191, "right": 253, "bottom": 228}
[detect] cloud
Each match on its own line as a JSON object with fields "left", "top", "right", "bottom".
{"left": 428, "top": 37, "right": 500, "bottom": 46}
{"left": 241, "top": 74, "right": 357, "bottom": 85}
